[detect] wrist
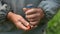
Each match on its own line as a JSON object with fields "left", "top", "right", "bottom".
{"left": 7, "top": 11, "right": 15, "bottom": 20}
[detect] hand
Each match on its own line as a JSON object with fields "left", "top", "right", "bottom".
{"left": 7, "top": 12, "right": 30, "bottom": 30}
{"left": 23, "top": 8, "right": 44, "bottom": 27}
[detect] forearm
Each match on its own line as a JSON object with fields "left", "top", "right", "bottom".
{"left": 0, "top": 1, "right": 12, "bottom": 23}
{"left": 38, "top": 0, "right": 60, "bottom": 21}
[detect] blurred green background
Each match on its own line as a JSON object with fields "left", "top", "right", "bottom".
{"left": 46, "top": 10, "right": 60, "bottom": 34}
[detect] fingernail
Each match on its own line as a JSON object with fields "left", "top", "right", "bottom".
{"left": 27, "top": 25, "right": 31, "bottom": 30}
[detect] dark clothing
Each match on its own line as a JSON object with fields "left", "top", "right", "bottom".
{"left": 0, "top": 0, "right": 60, "bottom": 34}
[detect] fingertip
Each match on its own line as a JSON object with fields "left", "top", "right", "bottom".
{"left": 27, "top": 25, "right": 31, "bottom": 30}
{"left": 23, "top": 8, "right": 27, "bottom": 12}
{"left": 26, "top": 23, "right": 30, "bottom": 26}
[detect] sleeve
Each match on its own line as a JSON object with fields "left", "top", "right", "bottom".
{"left": 0, "top": 0, "right": 11, "bottom": 23}
{"left": 38, "top": 0, "right": 60, "bottom": 22}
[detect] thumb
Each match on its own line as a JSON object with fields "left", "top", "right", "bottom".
{"left": 23, "top": 8, "right": 28, "bottom": 12}
{"left": 23, "top": 8, "right": 30, "bottom": 12}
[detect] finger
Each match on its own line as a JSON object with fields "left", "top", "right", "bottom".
{"left": 26, "top": 13, "right": 40, "bottom": 19}
{"left": 25, "top": 9, "right": 37, "bottom": 15}
{"left": 27, "top": 17, "right": 40, "bottom": 22}
{"left": 19, "top": 16, "right": 30, "bottom": 26}
{"left": 14, "top": 22, "right": 29, "bottom": 30}
{"left": 30, "top": 21, "right": 39, "bottom": 26}
{"left": 23, "top": 8, "right": 30, "bottom": 12}
{"left": 23, "top": 8, "right": 27, "bottom": 12}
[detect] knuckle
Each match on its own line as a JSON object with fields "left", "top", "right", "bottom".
{"left": 26, "top": 15, "right": 32, "bottom": 19}
{"left": 25, "top": 12, "right": 27, "bottom": 15}
{"left": 25, "top": 11, "right": 29, "bottom": 15}
{"left": 31, "top": 8, "right": 36, "bottom": 11}
{"left": 26, "top": 15, "right": 28, "bottom": 18}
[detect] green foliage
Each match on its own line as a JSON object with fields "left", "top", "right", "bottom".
{"left": 46, "top": 10, "right": 60, "bottom": 34}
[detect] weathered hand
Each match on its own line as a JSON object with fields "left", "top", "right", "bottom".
{"left": 7, "top": 12, "right": 30, "bottom": 30}
{"left": 23, "top": 8, "right": 44, "bottom": 27}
